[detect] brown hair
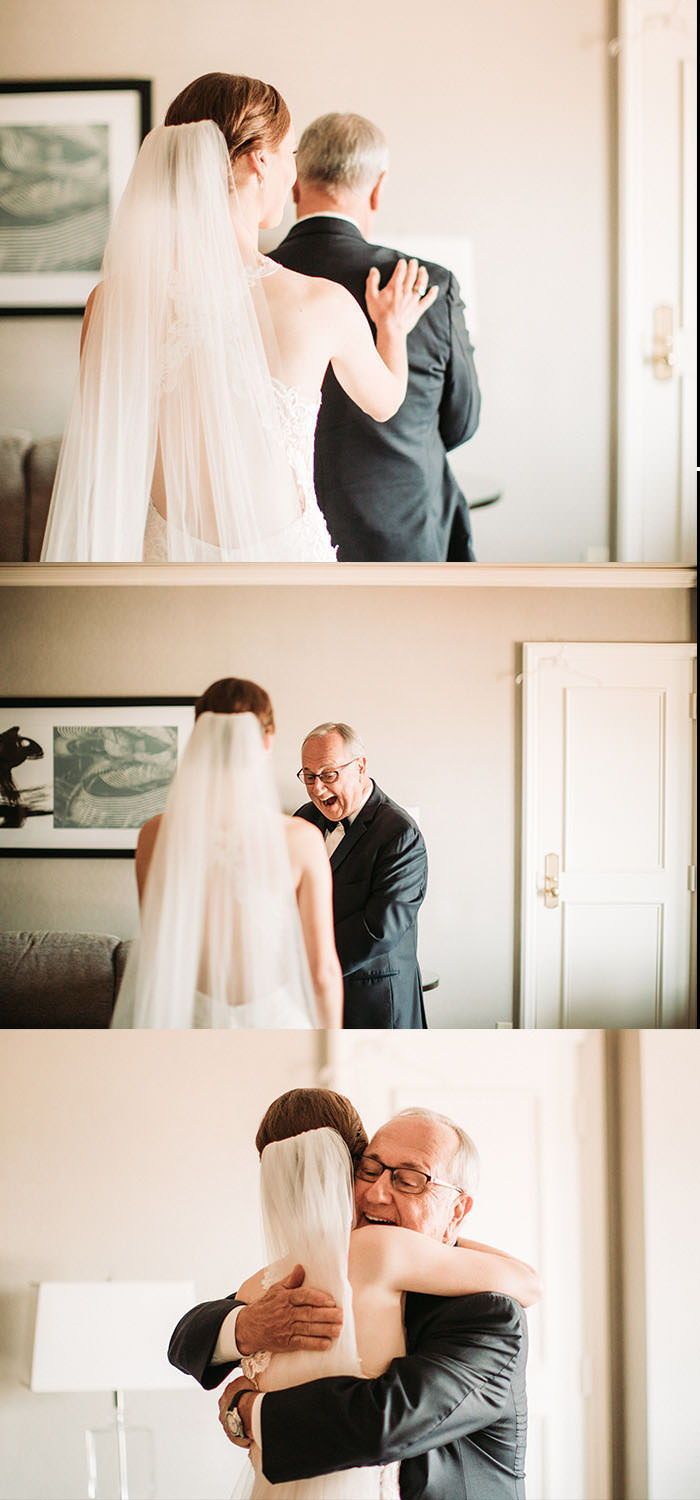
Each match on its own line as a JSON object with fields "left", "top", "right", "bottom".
{"left": 194, "top": 677, "right": 275, "bottom": 732}
{"left": 256, "top": 1089, "right": 368, "bottom": 1163}
{"left": 165, "top": 72, "right": 291, "bottom": 164}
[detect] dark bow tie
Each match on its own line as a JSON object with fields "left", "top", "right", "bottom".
{"left": 322, "top": 815, "right": 352, "bottom": 836}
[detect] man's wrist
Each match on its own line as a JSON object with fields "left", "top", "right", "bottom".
{"left": 233, "top": 1304, "right": 255, "bottom": 1357}
{"left": 238, "top": 1390, "right": 257, "bottom": 1439}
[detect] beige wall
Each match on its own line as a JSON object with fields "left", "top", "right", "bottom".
{"left": 638, "top": 1034, "right": 700, "bottom": 1500}
{"left": 0, "top": 1030, "right": 322, "bottom": 1500}
{"left": 1, "top": 0, "right": 613, "bottom": 561}
{"left": 0, "top": 581, "right": 691, "bottom": 1025}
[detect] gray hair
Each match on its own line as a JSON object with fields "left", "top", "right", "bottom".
{"left": 393, "top": 1108, "right": 480, "bottom": 1195}
{"left": 302, "top": 722, "right": 366, "bottom": 759}
{"left": 296, "top": 112, "right": 389, "bottom": 192}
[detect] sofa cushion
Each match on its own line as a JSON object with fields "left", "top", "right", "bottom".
{"left": 26, "top": 437, "right": 61, "bottom": 561}
{"left": 0, "top": 931, "right": 130, "bottom": 1028}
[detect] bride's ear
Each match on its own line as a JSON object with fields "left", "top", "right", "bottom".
{"left": 249, "top": 147, "right": 267, "bottom": 184}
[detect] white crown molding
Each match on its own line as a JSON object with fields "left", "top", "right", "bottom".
{"left": 0, "top": 563, "right": 696, "bottom": 589}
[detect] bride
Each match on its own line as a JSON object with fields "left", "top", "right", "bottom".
{"left": 41, "top": 72, "right": 437, "bottom": 562}
{"left": 225, "top": 1087, "right": 540, "bottom": 1499}
{"left": 111, "top": 678, "right": 342, "bottom": 1029}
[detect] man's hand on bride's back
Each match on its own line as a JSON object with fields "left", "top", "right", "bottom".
{"left": 235, "top": 1262, "right": 343, "bottom": 1355}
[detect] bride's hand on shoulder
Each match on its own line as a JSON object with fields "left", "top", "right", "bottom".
{"left": 365, "top": 259, "right": 439, "bottom": 335}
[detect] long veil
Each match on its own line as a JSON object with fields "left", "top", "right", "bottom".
{"left": 41, "top": 121, "right": 302, "bottom": 561}
{"left": 112, "top": 712, "right": 318, "bottom": 1028}
{"left": 236, "top": 1128, "right": 381, "bottom": 1500}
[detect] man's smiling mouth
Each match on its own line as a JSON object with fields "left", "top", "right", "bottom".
{"left": 362, "top": 1212, "right": 397, "bottom": 1226}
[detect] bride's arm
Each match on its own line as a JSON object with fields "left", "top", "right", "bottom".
{"left": 134, "top": 815, "right": 161, "bottom": 905}
{"left": 291, "top": 821, "right": 343, "bottom": 1027}
{"left": 326, "top": 260, "right": 438, "bottom": 422}
{"left": 351, "top": 1225, "right": 542, "bottom": 1308}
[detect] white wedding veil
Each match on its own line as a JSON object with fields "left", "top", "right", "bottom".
{"left": 112, "top": 711, "right": 318, "bottom": 1028}
{"left": 42, "top": 121, "right": 302, "bottom": 561}
{"left": 238, "top": 1127, "right": 382, "bottom": 1500}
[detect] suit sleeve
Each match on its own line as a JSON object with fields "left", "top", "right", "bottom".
{"left": 260, "top": 1294, "right": 523, "bottom": 1483}
{"left": 438, "top": 272, "right": 481, "bottom": 452}
{"left": 168, "top": 1294, "right": 242, "bottom": 1390}
{"left": 334, "top": 826, "right": 427, "bottom": 975}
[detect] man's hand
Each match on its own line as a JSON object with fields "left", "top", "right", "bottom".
{"left": 218, "top": 1376, "right": 257, "bottom": 1448}
{"left": 235, "top": 1263, "right": 343, "bottom": 1355}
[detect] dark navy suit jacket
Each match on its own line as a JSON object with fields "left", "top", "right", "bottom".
{"left": 295, "top": 781, "right": 427, "bottom": 1029}
{"left": 271, "top": 216, "right": 481, "bottom": 561}
{"left": 168, "top": 1289, "right": 528, "bottom": 1500}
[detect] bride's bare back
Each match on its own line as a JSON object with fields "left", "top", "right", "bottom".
{"left": 238, "top": 1235, "right": 405, "bottom": 1390}
{"left": 135, "top": 810, "right": 342, "bottom": 1026}
{"left": 258, "top": 256, "right": 438, "bottom": 418}
{"left": 237, "top": 1222, "right": 542, "bottom": 1390}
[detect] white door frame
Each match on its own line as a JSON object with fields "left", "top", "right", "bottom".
{"left": 616, "top": 0, "right": 697, "bottom": 561}
{"left": 519, "top": 641, "right": 697, "bottom": 1025}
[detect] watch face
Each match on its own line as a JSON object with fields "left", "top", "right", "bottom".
{"left": 226, "top": 1406, "right": 246, "bottom": 1440}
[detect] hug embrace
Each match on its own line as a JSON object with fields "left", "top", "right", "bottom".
{"left": 169, "top": 1088, "right": 537, "bottom": 1500}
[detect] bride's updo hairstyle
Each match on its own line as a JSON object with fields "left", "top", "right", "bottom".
{"left": 256, "top": 1088, "right": 368, "bottom": 1165}
{"left": 164, "top": 72, "right": 291, "bottom": 166}
{"left": 194, "top": 677, "right": 275, "bottom": 734}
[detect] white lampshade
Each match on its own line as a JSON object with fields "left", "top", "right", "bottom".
{"left": 30, "top": 1281, "right": 195, "bottom": 1393}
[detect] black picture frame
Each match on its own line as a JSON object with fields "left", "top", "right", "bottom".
{"left": 0, "top": 79, "right": 152, "bottom": 316}
{"left": 0, "top": 696, "right": 195, "bottom": 857}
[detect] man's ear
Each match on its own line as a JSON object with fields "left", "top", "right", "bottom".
{"left": 292, "top": 179, "right": 301, "bottom": 204}
{"left": 449, "top": 1193, "right": 473, "bottom": 1238}
{"left": 369, "top": 172, "right": 387, "bottom": 214}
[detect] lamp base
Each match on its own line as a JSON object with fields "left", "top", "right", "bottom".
{"left": 86, "top": 1392, "right": 155, "bottom": 1500}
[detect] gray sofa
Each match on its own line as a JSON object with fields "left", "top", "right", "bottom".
{"left": 0, "top": 932, "right": 131, "bottom": 1027}
{"left": 0, "top": 432, "right": 60, "bottom": 561}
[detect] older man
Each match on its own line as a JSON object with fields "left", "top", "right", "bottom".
{"left": 168, "top": 1102, "right": 530, "bottom": 1500}
{"left": 294, "top": 722, "right": 427, "bottom": 1028}
{"left": 270, "top": 112, "right": 481, "bottom": 561}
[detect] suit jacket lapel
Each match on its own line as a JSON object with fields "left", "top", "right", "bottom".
{"left": 330, "top": 782, "right": 383, "bottom": 875}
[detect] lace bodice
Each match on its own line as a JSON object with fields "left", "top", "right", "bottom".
{"left": 144, "top": 377, "right": 334, "bottom": 562}
{"left": 271, "top": 378, "right": 321, "bottom": 516}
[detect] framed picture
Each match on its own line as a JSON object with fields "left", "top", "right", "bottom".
{"left": 0, "top": 698, "right": 195, "bottom": 856}
{"left": 0, "top": 79, "right": 151, "bottom": 315}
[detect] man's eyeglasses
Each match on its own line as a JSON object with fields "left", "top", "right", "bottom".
{"left": 297, "top": 758, "right": 360, "bottom": 787}
{"left": 355, "top": 1155, "right": 461, "bottom": 1197}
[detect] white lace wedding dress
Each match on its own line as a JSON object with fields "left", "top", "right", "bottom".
{"left": 143, "top": 256, "right": 337, "bottom": 563}
{"left": 42, "top": 126, "right": 339, "bottom": 564}
{"left": 143, "top": 377, "right": 336, "bottom": 562}
{"left": 111, "top": 712, "right": 320, "bottom": 1029}
{"left": 232, "top": 1129, "right": 402, "bottom": 1500}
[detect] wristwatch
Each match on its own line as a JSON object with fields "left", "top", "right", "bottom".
{"left": 226, "top": 1386, "right": 253, "bottom": 1442}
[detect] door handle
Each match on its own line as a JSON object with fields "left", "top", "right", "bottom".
{"left": 544, "top": 852, "right": 560, "bottom": 908}
{"left": 647, "top": 304, "right": 676, "bottom": 381}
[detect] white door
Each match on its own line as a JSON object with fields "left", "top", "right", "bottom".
{"left": 616, "top": 0, "right": 697, "bottom": 562}
{"left": 520, "top": 643, "right": 696, "bottom": 1026}
{"left": 324, "top": 1030, "right": 597, "bottom": 1500}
